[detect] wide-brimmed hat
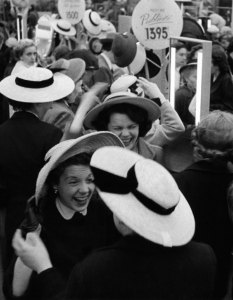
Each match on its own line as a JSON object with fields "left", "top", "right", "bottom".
{"left": 82, "top": 9, "right": 102, "bottom": 36}
{"left": 48, "top": 58, "right": 86, "bottom": 83}
{"left": 90, "top": 146, "right": 195, "bottom": 246}
{"left": 0, "top": 67, "right": 74, "bottom": 103}
{"left": 179, "top": 59, "right": 197, "bottom": 74}
{"left": 50, "top": 19, "right": 76, "bottom": 36}
{"left": 111, "top": 32, "right": 137, "bottom": 68}
{"left": 35, "top": 131, "right": 124, "bottom": 203}
{"left": 84, "top": 94, "right": 161, "bottom": 130}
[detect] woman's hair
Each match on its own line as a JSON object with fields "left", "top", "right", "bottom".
{"left": 191, "top": 110, "right": 233, "bottom": 164}
{"left": 92, "top": 103, "right": 152, "bottom": 137}
{"left": 8, "top": 99, "right": 34, "bottom": 111}
{"left": 47, "top": 152, "right": 92, "bottom": 187}
{"left": 212, "top": 44, "right": 230, "bottom": 74}
{"left": 187, "top": 44, "right": 203, "bottom": 60}
{"left": 13, "top": 38, "right": 36, "bottom": 61}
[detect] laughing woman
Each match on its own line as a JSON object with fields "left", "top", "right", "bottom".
{"left": 4, "top": 132, "right": 123, "bottom": 300}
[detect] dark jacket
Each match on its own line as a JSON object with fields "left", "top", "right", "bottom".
{"left": 33, "top": 235, "right": 216, "bottom": 300}
{"left": 173, "top": 160, "right": 233, "bottom": 299}
{"left": 0, "top": 111, "right": 62, "bottom": 266}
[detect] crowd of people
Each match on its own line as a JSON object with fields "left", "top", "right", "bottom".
{"left": 0, "top": 2, "right": 233, "bottom": 300}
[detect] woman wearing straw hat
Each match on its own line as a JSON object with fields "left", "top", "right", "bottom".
{"left": 173, "top": 111, "right": 233, "bottom": 299}
{"left": 0, "top": 67, "right": 74, "bottom": 266}
{"left": 4, "top": 132, "right": 124, "bottom": 299}
{"left": 12, "top": 146, "right": 216, "bottom": 300}
{"left": 68, "top": 75, "right": 184, "bottom": 163}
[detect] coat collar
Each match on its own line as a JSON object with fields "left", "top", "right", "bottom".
{"left": 10, "top": 110, "right": 39, "bottom": 120}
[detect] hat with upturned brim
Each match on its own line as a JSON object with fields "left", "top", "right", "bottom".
{"left": 84, "top": 93, "right": 161, "bottom": 130}
{"left": 35, "top": 131, "right": 124, "bottom": 203}
{"left": 82, "top": 9, "right": 102, "bottom": 36}
{"left": 50, "top": 19, "right": 76, "bottom": 36}
{"left": 90, "top": 146, "right": 195, "bottom": 247}
{"left": 0, "top": 67, "right": 75, "bottom": 103}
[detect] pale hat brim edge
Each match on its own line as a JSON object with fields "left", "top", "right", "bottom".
{"left": 129, "top": 43, "right": 147, "bottom": 75}
{"left": 84, "top": 97, "right": 161, "bottom": 129}
{"left": 0, "top": 72, "right": 75, "bottom": 103}
{"left": 97, "top": 188, "right": 195, "bottom": 246}
{"left": 82, "top": 11, "right": 102, "bottom": 36}
{"left": 35, "top": 131, "right": 124, "bottom": 204}
{"left": 50, "top": 20, "right": 76, "bottom": 36}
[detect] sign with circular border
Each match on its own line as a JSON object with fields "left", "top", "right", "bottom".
{"left": 58, "top": 0, "right": 86, "bottom": 25}
{"left": 132, "top": 0, "right": 183, "bottom": 50}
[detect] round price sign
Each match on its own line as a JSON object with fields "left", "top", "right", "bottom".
{"left": 58, "top": 0, "right": 86, "bottom": 25}
{"left": 132, "top": 0, "right": 183, "bottom": 50}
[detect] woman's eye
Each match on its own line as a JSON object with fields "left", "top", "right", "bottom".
{"left": 86, "top": 178, "right": 94, "bottom": 183}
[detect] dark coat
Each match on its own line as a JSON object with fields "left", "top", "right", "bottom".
{"left": 33, "top": 235, "right": 216, "bottom": 300}
{"left": 0, "top": 111, "right": 62, "bottom": 266}
{"left": 175, "top": 85, "right": 195, "bottom": 126}
{"left": 173, "top": 160, "right": 233, "bottom": 299}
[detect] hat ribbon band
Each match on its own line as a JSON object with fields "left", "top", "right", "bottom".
{"left": 57, "top": 24, "right": 70, "bottom": 32}
{"left": 89, "top": 11, "right": 99, "bottom": 27}
{"left": 15, "top": 76, "right": 54, "bottom": 89}
{"left": 91, "top": 165, "right": 177, "bottom": 216}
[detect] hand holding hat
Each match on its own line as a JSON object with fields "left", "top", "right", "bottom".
{"left": 137, "top": 77, "right": 166, "bottom": 104}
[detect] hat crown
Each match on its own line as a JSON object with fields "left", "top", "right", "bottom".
{"left": 17, "top": 67, "right": 52, "bottom": 81}
{"left": 110, "top": 75, "right": 137, "bottom": 93}
{"left": 57, "top": 19, "right": 71, "bottom": 30}
{"left": 88, "top": 10, "right": 101, "bottom": 26}
{"left": 135, "top": 160, "right": 180, "bottom": 209}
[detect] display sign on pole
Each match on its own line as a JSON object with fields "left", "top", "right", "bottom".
{"left": 132, "top": 0, "right": 183, "bottom": 50}
{"left": 58, "top": 0, "right": 86, "bottom": 25}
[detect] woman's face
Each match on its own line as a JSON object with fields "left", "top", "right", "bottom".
{"left": 55, "top": 164, "right": 95, "bottom": 213}
{"left": 176, "top": 47, "right": 187, "bottom": 68}
{"left": 187, "top": 69, "right": 197, "bottom": 92}
{"left": 20, "top": 46, "right": 37, "bottom": 66}
{"left": 107, "top": 113, "right": 139, "bottom": 150}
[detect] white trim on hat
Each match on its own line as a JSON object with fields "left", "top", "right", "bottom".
{"left": 90, "top": 146, "right": 195, "bottom": 247}
{"left": 82, "top": 9, "right": 102, "bottom": 36}
{"left": 50, "top": 19, "right": 76, "bottom": 36}
{"left": 0, "top": 67, "right": 75, "bottom": 103}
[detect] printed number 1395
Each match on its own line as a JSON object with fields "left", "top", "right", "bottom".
{"left": 145, "top": 27, "right": 168, "bottom": 40}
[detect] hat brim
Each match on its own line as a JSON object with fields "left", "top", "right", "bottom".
{"left": 0, "top": 71, "right": 75, "bottom": 103}
{"left": 82, "top": 11, "right": 102, "bottom": 36}
{"left": 35, "top": 131, "right": 124, "bottom": 203}
{"left": 50, "top": 20, "right": 76, "bottom": 36}
{"left": 97, "top": 186, "right": 194, "bottom": 246}
{"left": 179, "top": 62, "right": 197, "bottom": 74}
{"left": 84, "top": 96, "right": 161, "bottom": 130}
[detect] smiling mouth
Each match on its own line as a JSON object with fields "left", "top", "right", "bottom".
{"left": 73, "top": 197, "right": 89, "bottom": 204}
{"left": 122, "top": 139, "right": 132, "bottom": 145}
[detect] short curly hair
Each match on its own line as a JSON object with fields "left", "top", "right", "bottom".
{"left": 92, "top": 103, "right": 152, "bottom": 137}
{"left": 212, "top": 44, "right": 230, "bottom": 74}
{"left": 191, "top": 111, "right": 233, "bottom": 164}
{"left": 13, "top": 38, "right": 36, "bottom": 61}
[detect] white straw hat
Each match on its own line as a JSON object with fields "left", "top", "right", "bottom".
{"left": 35, "top": 132, "right": 124, "bottom": 203}
{"left": 0, "top": 67, "right": 74, "bottom": 103}
{"left": 90, "top": 146, "right": 195, "bottom": 247}
{"left": 84, "top": 94, "right": 161, "bottom": 130}
{"left": 50, "top": 19, "right": 76, "bottom": 36}
{"left": 82, "top": 9, "right": 102, "bottom": 36}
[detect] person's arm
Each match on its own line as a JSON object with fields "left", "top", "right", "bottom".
{"left": 137, "top": 77, "right": 185, "bottom": 147}
{"left": 61, "top": 82, "right": 108, "bottom": 141}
